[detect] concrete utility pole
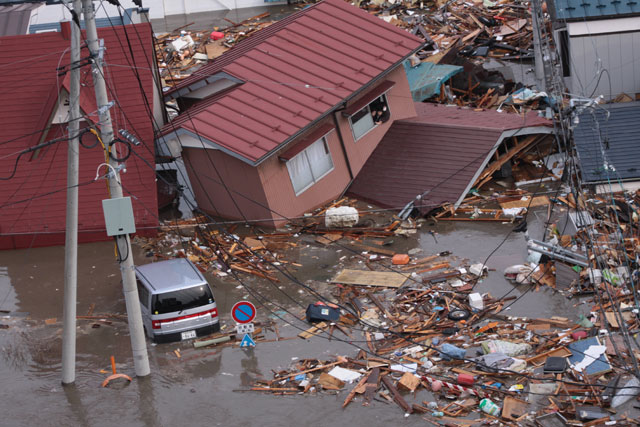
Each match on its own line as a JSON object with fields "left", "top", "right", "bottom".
{"left": 531, "top": 0, "right": 548, "bottom": 93}
{"left": 61, "top": 0, "right": 83, "bottom": 385}
{"left": 81, "top": 0, "right": 150, "bottom": 376}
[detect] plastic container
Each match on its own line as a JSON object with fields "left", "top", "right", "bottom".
{"left": 392, "top": 254, "right": 410, "bottom": 265}
{"left": 210, "top": 31, "right": 225, "bottom": 40}
{"left": 571, "top": 330, "right": 588, "bottom": 340}
{"left": 479, "top": 398, "right": 501, "bottom": 416}
{"left": 457, "top": 373, "right": 475, "bottom": 386}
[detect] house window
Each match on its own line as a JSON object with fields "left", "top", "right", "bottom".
{"left": 349, "top": 94, "right": 390, "bottom": 141}
{"left": 137, "top": 280, "right": 149, "bottom": 309}
{"left": 286, "top": 137, "right": 334, "bottom": 195}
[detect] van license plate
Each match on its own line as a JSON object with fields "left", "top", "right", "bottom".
{"left": 181, "top": 330, "right": 196, "bottom": 340}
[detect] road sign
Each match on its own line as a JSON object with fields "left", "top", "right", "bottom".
{"left": 240, "top": 333, "right": 256, "bottom": 348}
{"left": 236, "top": 323, "right": 255, "bottom": 335}
{"left": 231, "top": 301, "right": 256, "bottom": 324}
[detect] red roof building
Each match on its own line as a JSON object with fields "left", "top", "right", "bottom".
{"left": 158, "top": 0, "right": 423, "bottom": 226}
{"left": 0, "top": 23, "right": 159, "bottom": 250}
{"left": 348, "top": 103, "right": 553, "bottom": 214}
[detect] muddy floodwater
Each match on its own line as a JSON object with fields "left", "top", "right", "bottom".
{"left": 0, "top": 212, "right": 597, "bottom": 426}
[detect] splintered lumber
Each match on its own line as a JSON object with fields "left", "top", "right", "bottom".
{"left": 332, "top": 269, "right": 408, "bottom": 288}
{"left": 474, "top": 134, "right": 543, "bottom": 189}
{"left": 351, "top": 243, "right": 396, "bottom": 257}
{"left": 343, "top": 369, "right": 374, "bottom": 408}
{"left": 278, "top": 359, "right": 345, "bottom": 381}
{"left": 298, "top": 322, "right": 329, "bottom": 339}
{"left": 381, "top": 374, "right": 413, "bottom": 413}
{"left": 499, "top": 195, "right": 550, "bottom": 209}
{"left": 362, "top": 367, "right": 380, "bottom": 406}
{"left": 318, "top": 372, "right": 345, "bottom": 390}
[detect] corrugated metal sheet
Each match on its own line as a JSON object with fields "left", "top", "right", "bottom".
{"left": 574, "top": 101, "right": 640, "bottom": 183}
{"left": 348, "top": 103, "right": 552, "bottom": 213}
{"left": 403, "top": 60, "right": 463, "bottom": 102}
{"left": 0, "top": 24, "right": 158, "bottom": 249}
{"left": 0, "top": 2, "right": 41, "bottom": 36}
{"left": 555, "top": 0, "right": 640, "bottom": 21}
{"left": 160, "top": 0, "right": 422, "bottom": 165}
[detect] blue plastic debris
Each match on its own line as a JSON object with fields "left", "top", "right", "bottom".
{"left": 439, "top": 343, "right": 466, "bottom": 361}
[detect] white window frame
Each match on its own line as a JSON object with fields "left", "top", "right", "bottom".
{"left": 348, "top": 94, "right": 390, "bottom": 141}
{"left": 286, "top": 136, "right": 334, "bottom": 196}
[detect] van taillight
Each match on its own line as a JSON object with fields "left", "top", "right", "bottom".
{"left": 152, "top": 320, "right": 161, "bottom": 329}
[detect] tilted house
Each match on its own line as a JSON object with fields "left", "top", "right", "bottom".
{"left": 157, "top": 0, "right": 423, "bottom": 226}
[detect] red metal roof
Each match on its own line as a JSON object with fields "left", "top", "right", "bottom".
{"left": 0, "top": 24, "right": 158, "bottom": 249}
{"left": 348, "top": 103, "right": 552, "bottom": 213}
{"left": 160, "top": 0, "right": 422, "bottom": 164}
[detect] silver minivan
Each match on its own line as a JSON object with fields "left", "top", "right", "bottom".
{"left": 135, "top": 258, "right": 220, "bottom": 343}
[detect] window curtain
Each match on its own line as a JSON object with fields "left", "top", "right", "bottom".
{"left": 306, "top": 139, "right": 333, "bottom": 180}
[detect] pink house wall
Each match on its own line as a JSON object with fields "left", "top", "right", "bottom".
{"left": 182, "top": 147, "right": 272, "bottom": 223}
{"left": 258, "top": 121, "right": 351, "bottom": 224}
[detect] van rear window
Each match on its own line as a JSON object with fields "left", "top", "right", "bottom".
{"left": 152, "top": 285, "right": 214, "bottom": 315}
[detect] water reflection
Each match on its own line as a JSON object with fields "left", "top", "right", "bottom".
{"left": 239, "top": 348, "right": 262, "bottom": 387}
{"left": 63, "top": 384, "right": 92, "bottom": 427}
{"left": 136, "top": 376, "right": 163, "bottom": 427}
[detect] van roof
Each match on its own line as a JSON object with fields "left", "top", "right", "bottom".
{"left": 135, "top": 258, "right": 207, "bottom": 293}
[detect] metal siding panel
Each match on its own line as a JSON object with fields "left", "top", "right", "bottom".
{"left": 183, "top": 147, "right": 273, "bottom": 222}
{"left": 629, "top": 32, "right": 640, "bottom": 95}
{"left": 619, "top": 33, "right": 635, "bottom": 95}
{"left": 594, "top": 35, "right": 611, "bottom": 98}
{"left": 607, "top": 33, "right": 623, "bottom": 97}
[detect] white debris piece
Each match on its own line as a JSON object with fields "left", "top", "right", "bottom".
{"left": 325, "top": 206, "right": 359, "bottom": 228}
{"left": 469, "top": 293, "right": 484, "bottom": 311}
{"left": 327, "top": 366, "right": 362, "bottom": 383}
{"left": 572, "top": 344, "right": 607, "bottom": 372}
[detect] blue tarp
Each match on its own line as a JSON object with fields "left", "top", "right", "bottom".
{"left": 403, "top": 60, "right": 463, "bottom": 102}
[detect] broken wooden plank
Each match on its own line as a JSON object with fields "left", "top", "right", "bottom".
{"left": 331, "top": 269, "right": 408, "bottom": 288}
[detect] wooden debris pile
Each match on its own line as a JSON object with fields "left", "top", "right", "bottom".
{"left": 245, "top": 247, "right": 640, "bottom": 423}
{"left": 136, "top": 215, "right": 299, "bottom": 281}
{"left": 356, "top": 0, "right": 554, "bottom": 110}
{"left": 155, "top": 12, "right": 274, "bottom": 87}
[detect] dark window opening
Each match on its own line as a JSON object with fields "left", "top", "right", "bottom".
{"left": 559, "top": 30, "right": 571, "bottom": 78}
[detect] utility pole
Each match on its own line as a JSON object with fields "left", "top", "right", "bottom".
{"left": 531, "top": 0, "right": 547, "bottom": 93}
{"left": 81, "top": 0, "right": 150, "bottom": 376}
{"left": 61, "top": 0, "right": 82, "bottom": 385}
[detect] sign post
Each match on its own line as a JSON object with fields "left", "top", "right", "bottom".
{"left": 231, "top": 301, "right": 257, "bottom": 348}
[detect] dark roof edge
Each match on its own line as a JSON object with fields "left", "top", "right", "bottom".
{"left": 398, "top": 115, "right": 553, "bottom": 132}
{"left": 251, "top": 42, "right": 425, "bottom": 167}
{"left": 557, "top": 11, "right": 640, "bottom": 22}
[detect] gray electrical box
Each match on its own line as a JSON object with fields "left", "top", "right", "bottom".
{"left": 102, "top": 197, "right": 136, "bottom": 236}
